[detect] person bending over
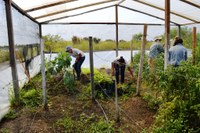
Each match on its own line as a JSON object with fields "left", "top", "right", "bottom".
{"left": 112, "top": 56, "right": 133, "bottom": 84}
{"left": 66, "top": 46, "right": 85, "bottom": 80}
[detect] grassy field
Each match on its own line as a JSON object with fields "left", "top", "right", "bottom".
{"left": 44, "top": 40, "right": 152, "bottom": 53}
{"left": 0, "top": 49, "right": 9, "bottom": 63}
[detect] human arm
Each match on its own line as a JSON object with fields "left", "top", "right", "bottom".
{"left": 75, "top": 53, "right": 82, "bottom": 63}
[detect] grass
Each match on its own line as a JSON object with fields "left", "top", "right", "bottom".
{"left": 44, "top": 40, "right": 153, "bottom": 53}
{"left": 0, "top": 40, "right": 152, "bottom": 63}
{"left": 0, "top": 50, "right": 9, "bottom": 63}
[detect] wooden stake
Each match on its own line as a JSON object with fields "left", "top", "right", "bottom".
{"left": 136, "top": 25, "right": 147, "bottom": 96}
{"left": 89, "top": 36, "right": 95, "bottom": 101}
{"left": 130, "top": 36, "right": 133, "bottom": 63}
{"left": 164, "top": 0, "right": 170, "bottom": 70}
{"left": 115, "top": 80, "right": 120, "bottom": 122}
{"left": 192, "top": 27, "right": 196, "bottom": 65}
{"left": 40, "top": 39, "right": 48, "bottom": 110}
{"left": 5, "top": 0, "right": 20, "bottom": 102}
{"left": 115, "top": 5, "right": 119, "bottom": 57}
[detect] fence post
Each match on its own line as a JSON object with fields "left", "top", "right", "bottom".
{"left": 114, "top": 80, "right": 120, "bottom": 122}
{"left": 164, "top": 0, "right": 170, "bottom": 70}
{"left": 136, "top": 25, "right": 147, "bottom": 96}
{"left": 40, "top": 39, "right": 48, "bottom": 110}
{"left": 5, "top": 0, "right": 20, "bottom": 103}
{"left": 115, "top": 5, "right": 119, "bottom": 57}
{"left": 192, "top": 27, "right": 196, "bottom": 65}
{"left": 130, "top": 36, "right": 133, "bottom": 63}
{"left": 89, "top": 36, "right": 95, "bottom": 101}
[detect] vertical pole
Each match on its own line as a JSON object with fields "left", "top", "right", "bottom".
{"left": 114, "top": 80, "right": 119, "bottom": 122}
{"left": 39, "top": 24, "right": 48, "bottom": 110}
{"left": 164, "top": 0, "right": 170, "bottom": 70}
{"left": 136, "top": 25, "right": 147, "bottom": 96}
{"left": 115, "top": 5, "right": 119, "bottom": 57}
{"left": 40, "top": 39, "right": 48, "bottom": 110}
{"left": 89, "top": 36, "right": 95, "bottom": 101}
{"left": 5, "top": 0, "right": 20, "bottom": 102}
{"left": 192, "top": 27, "right": 196, "bottom": 65}
{"left": 130, "top": 36, "right": 133, "bottom": 63}
{"left": 177, "top": 25, "right": 181, "bottom": 38}
{"left": 31, "top": 45, "right": 33, "bottom": 59}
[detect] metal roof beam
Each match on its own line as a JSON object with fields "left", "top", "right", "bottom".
{"left": 119, "top": 5, "right": 179, "bottom": 25}
{"left": 180, "top": 0, "right": 200, "bottom": 9}
{"left": 117, "top": 0, "right": 126, "bottom": 5}
{"left": 41, "top": 5, "right": 115, "bottom": 23}
{"left": 25, "top": 0, "right": 78, "bottom": 12}
{"left": 42, "top": 22, "right": 173, "bottom": 26}
{"left": 133, "top": 0, "right": 199, "bottom": 23}
{"left": 34, "top": 0, "right": 119, "bottom": 19}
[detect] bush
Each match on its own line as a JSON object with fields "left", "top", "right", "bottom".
{"left": 72, "top": 36, "right": 81, "bottom": 44}
{"left": 152, "top": 62, "right": 200, "bottom": 132}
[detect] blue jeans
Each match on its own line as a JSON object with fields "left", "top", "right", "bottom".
{"left": 73, "top": 56, "right": 85, "bottom": 79}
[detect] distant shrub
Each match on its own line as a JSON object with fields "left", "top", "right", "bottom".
{"left": 119, "top": 40, "right": 126, "bottom": 42}
{"left": 72, "top": 36, "right": 81, "bottom": 44}
{"left": 105, "top": 39, "right": 114, "bottom": 42}
{"left": 83, "top": 37, "right": 89, "bottom": 41}
{"left": 93, "top": 37, "right": 101, "bottom": 44}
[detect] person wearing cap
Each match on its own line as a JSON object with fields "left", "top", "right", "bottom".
{"left": 111, "top": 56, "right": 133, "bottom": 84}
{"left": 66, "top": 46, "right": 85, "bottom": 80}
{"left": 168, "top": 37, "right": 187, "bottom": 67}
{"left": 148, "top": 37, "right": 164, "bottom": 70}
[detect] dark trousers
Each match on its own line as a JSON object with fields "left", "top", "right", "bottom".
{"left": 115, "top": 64, "right": 126, "bottom": 84}
{"left": 73, "top": 56, "right": 85, "bottom": 79}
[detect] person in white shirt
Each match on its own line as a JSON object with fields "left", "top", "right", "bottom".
{"left": 66, "top": 46, "right": 85, "bottom": 80}
{"left": 111, "top": 56, "right": 133, "bottom": 84}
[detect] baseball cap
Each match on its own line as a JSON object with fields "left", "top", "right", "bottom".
{"left": 66, "top": 46, "right": 72, "bottom": 52}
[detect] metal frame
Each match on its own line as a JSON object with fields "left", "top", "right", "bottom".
{"left": 25, "top": 0, "right": 77, "bottom": 12}
{"left": 132, "top": 0, "right": 199, "bottom": 23}
{"left": 8, "top": 0, "right": 200, "bottom": 26}
{"left": 34, "top": 0, "right": 119, "bottom": 19}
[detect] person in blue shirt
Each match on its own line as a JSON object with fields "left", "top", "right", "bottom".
{"left": 148, "top": 37, "right": 164, "bottom": 70}
{"left": 66, "top": 46, "right": 85, "bottom": 80}
{"left": 168, "top": 37, "right": 187, "bottom": 67}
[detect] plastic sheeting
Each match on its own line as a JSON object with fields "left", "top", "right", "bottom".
{"left": 0, "top": 0, "right": 40, "bottom": 46}
{"left": 11, "top": 0, "right": 200, "bottom": 25}
{"left": 0, "top": 54, "right": 56, "bottom": 120}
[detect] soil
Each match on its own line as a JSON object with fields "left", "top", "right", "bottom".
{"left": 0, "top": 69, "right": 156, "bottom": 133}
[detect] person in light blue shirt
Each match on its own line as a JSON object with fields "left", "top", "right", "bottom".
{"left": 168, "top": 37, "right": 187, "bottom": 67}
{"left": 148, "top": 37, "right": 164, "bottom": 70}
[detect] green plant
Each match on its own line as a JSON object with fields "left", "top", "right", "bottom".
{"left": 46, "top": 52, "right": 71, "bottom": 73}
{"left": 3, "top": 110, "right": 17, "bottom": 120}
{"left": 0, "top": 128, "right": 9, "bottom": 133}
{"left": 151, "top": 62, "right": 200, "bottom": 132}
{"left": 20, "top": 88, "right": 42, "bottom": 107}
{"left": 90, "top": 119, "right": 115, "bottom": 133}
{"left": 63, "top": 71, "right": 75, "bottom": 91}
{"left": 55, "top": 113, "right": 115, "bottom": 132}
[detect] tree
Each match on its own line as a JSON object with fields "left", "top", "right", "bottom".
{"left": 42, "top": 34, "right": 64, "bottom": 52}
{"left": 133, "top": 33, "right": 143, "bottom": 41}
